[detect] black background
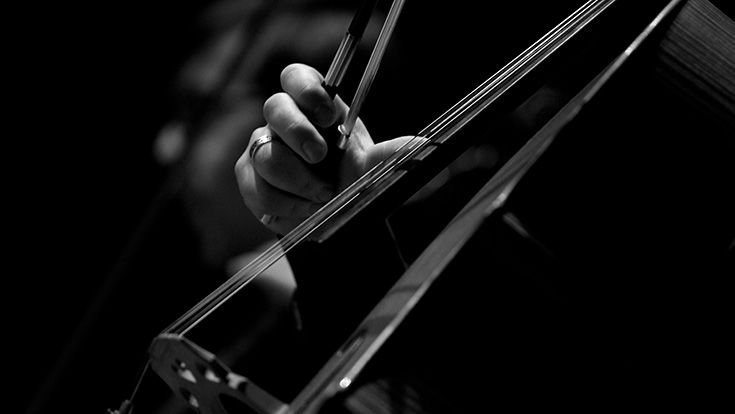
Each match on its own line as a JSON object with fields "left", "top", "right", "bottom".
{"left": 14, "top": 1, "right": 211, "bottom": 412}
{"left": 14, "top": 1, "right": 734, "bottom": 413}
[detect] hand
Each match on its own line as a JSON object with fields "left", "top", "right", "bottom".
{"left": 235, "top": 63, "right": 416, "bottom": 234}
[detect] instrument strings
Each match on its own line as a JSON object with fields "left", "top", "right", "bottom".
{"left": 165, "top": 0, "right": 615, "bottom": 336}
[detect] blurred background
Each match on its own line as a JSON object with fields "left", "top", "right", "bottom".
{"left": 14, "top": 1, "right": 213, "bottom": 412}
{"left": 15, "top": 0, "right": 734, "bottom": 413}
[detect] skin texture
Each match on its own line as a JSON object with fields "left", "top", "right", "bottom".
{"left": 236, "top": 63, "right": 416, "bottom": 235}
{"left": 160, "top": 8, "right": 372, "bottom": 266}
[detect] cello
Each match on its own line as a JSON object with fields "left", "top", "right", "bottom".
{"left": 113, "top": 0, "right": 734, "bottom": 412}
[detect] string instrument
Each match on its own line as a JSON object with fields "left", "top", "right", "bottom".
{"left": 112, "top": 0, "right": 735, "bottom": 412}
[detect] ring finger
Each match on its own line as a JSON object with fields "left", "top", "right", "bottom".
{"left": 250, "top": 131, "right": 336, "bottom": 203}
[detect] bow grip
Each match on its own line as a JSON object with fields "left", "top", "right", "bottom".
{"left": 311, "top": 81, "right": 347, "bottom": 184}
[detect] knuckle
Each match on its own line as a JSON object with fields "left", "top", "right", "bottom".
{"left": 262, "top": 93, "right": 288, "bottom": 122}
{"left": 280, "top": 64, "right": 324, "bottom": 103}
{"left": 296, "top": 81, "right": 319, "bottom": 102}
{"left": 280, "top": 63, "right": 301, "bottom": 87}
{"left": 250, "top": 126, "right": 269, "bottom": 142}
{"left": 283, "top": 118, "right": 307, "bottom": 140}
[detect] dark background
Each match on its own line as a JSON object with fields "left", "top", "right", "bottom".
{"left": 14, "top": 1, "right": 211, "bottom": 412}
{"left": 14, "top": 1, "right": 734, "bottom": 413}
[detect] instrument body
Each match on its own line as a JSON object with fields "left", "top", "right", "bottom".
{"left": 284, "top": 2, "right": 735, "bottom": 410}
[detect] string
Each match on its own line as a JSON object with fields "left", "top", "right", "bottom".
{"left": 164, "top": 0, "right": 615, "bottom": 336}
{"left": 164, "top": 0, "right": 616, "bottom": 336}
{"left": 163, "top": 0, "right": 405, "bottom": 335}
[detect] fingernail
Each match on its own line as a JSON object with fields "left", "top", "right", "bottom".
{"left": 302, "top": 140, "right": 325, "bottom": 163}
{"left": 314, "top": 104, "right": 334, "bottom": 127}
{"left": 317, "top": 188, "right": 335, "bottom": 203}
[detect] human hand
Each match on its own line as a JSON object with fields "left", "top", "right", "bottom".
{"left": 235, "top": 63, "right": 415, "bottom": 234}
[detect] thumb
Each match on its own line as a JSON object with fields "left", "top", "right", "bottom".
{"left": 365, "top": 136, "right": 428, "bottom": 170}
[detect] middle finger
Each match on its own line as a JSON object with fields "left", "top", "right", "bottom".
{"left": 263, "top": 92, "right": 326, "bottom": 164}
{"left": 251, "top": 135, "right": 335, "bottom": 203}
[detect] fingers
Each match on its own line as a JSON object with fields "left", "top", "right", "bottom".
{"left": 264, "top": 64, "right": 350, "bottom": 164}
{"left": 250, "top": 170, "right": 323, "bottom": 218}
{"left": 263, "top": 92, "right": 326, "bottom": 164}
{"left": 238, "top": 63, "right": 357, "bottom": 233}
{"left": 280, "top": 63, "right": 339, "bottom": 127}
{"left": 250, "top": 130, "right": 336, "bottom": 203}
{"left": 235, "top": 126, "right": 336, "bottom": 231}
{"left": 235, "top": 151, "right": 322, "bottom": 223}
{"left": 365, "top": 136, "right": 428, "bottom": 170}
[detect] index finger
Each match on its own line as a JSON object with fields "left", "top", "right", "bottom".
{"left": 280, "top": 63, "right": 338, "bottom": 128}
